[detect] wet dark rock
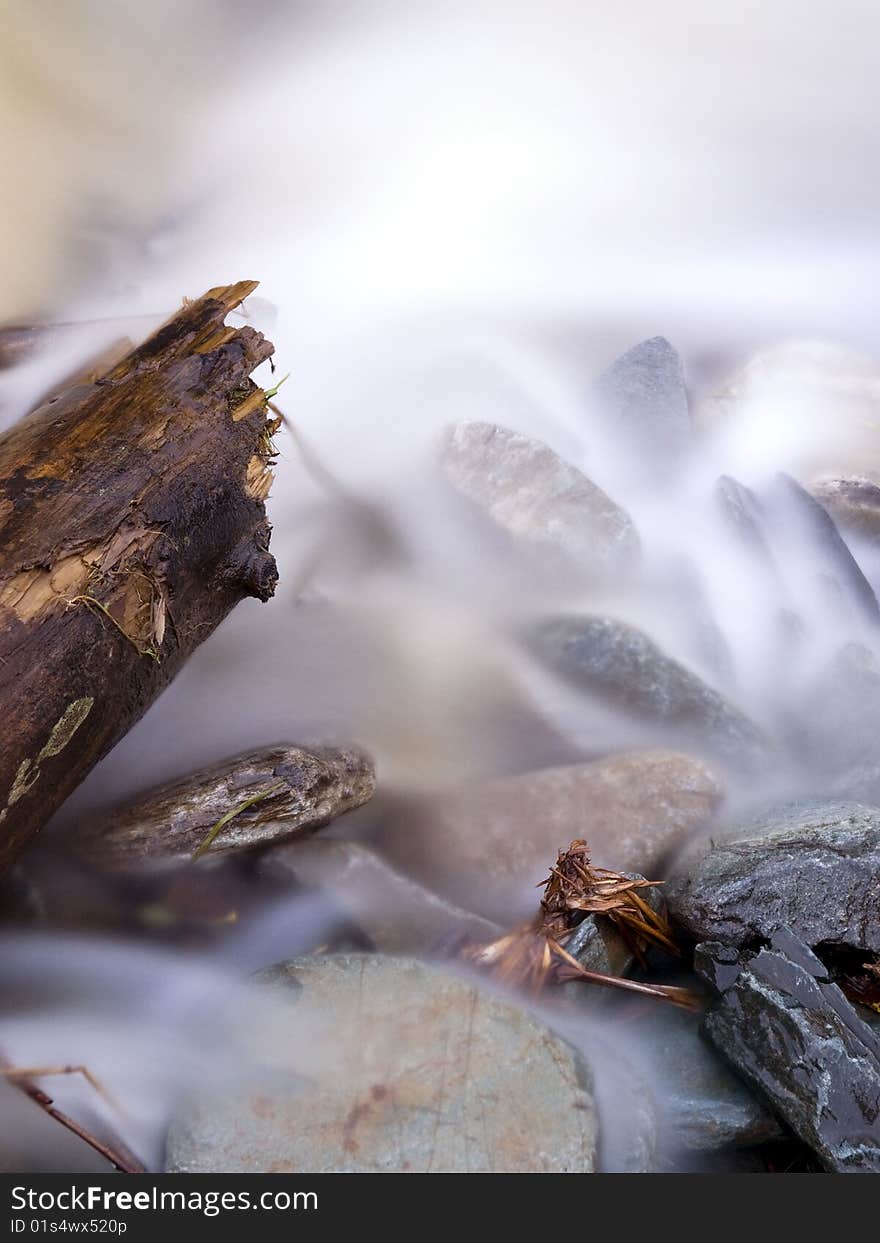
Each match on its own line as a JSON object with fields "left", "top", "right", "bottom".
{"left": 666, "top": 799, "right": 880, "bottom": 954}
{"left": 73, "top": 745, "right": 376, "bottom": 870}
{"left": 699, "top": 932, "right": 880, "bottom": 1172}
{"left": 812, "top": 477, "right": 880, "bottom": 543}
{"left": 165, "top": 954, "right": 599, "bottom": 1173}
{"left": 376, "top": 750, "right": 721, "bottom": 923}
{"left": 595, "top": 337, "right": 691, "bottom": 473}
{"left": 443, "top": 421, "right": 638, "bottom": 574}
{"left": 693, "top": 941, "right": 742, "bottom": 994}
{"left": 648, "top": 1005, "right": 784, "bottom": 1152}
{"left": 258, "top": 838, "right": 500, "bottom": 954}
{"left": 526, "top": 614, "right": 767, "bottom": 771}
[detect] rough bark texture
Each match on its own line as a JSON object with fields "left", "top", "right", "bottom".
{"left": 0, "top": 281, "right": 278, "bottom": 873}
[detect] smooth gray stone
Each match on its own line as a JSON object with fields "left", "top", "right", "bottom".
{"left": 650, "top": 1006, "right": 783, "bottom": 1151}
{"left": 375, "top": 750, "right": 721, "bottom": 924}
{"left": 596, "top": 337, "right": 691, "bottom": 471}
{"left": 165, "top": 954, "right": 599, "bottom": 1173}
{"left": 667, "top": 799, "right": 880, "bottom": 953}
{"left": 526, "top": 614, "right": 767, "bottom": 771}
{"left": 768, "top": 472, "right": 880, "bottom": 625}
{"left": 716, "top": 475, "right": 782, "bottom": 581}
{"left": 443, "top": 420, "right": 638, "bottom": 575}
{"left": 699, "top": 934, "right": 880, "bottom": 1173}
{"left": 258, "top": 838, "right": 500, "bottom": 954}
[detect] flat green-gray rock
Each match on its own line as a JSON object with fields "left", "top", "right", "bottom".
{"left": 165, "top": 954, "right": 599, "bottom": 1173}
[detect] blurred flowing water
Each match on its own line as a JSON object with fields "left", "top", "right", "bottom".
{"left": 2, "top": 0, "right": 880, "bottom": 1170}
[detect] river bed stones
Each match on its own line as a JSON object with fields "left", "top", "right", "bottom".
{"left": 71, "top": 745, "right": 376, "bottom": 870}
{"left": 666, "top": 799, "right": 880, "bottom": 954}
{"left": 697, "top": 931, "right": 880, "bottom": 1173}
{"left": 812, "top": 476, "right": 880, "bottom": 543}
{"left": 595, "top": 336, "right": 691, "bottom": 475}
{"left": 647, "top": 1005, "right": 784, "bottom": 1152}
{"left": 525, "top": 614, "right": 767, "bottom": 772}
{"left": 443, "top": 421, "right": 638, "bottom": 575}
{"left": 258, "top": 839, "right": 499, "bottom": 954}
{"left": 766, "top": 472, "right": 880, "bottom": 626}
{"left": 165, "top": 954, "right": 599, "bottom": 1173}
{"left": 375, "top": 750, "right": 721, "bottom": 923}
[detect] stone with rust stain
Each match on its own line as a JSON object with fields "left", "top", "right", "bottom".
{"left": 375, "top": 750, "right": 722, "bottom": 923}
{"left": 71, "top": 745, "right": 375, "bottom": 870}
{"left": 165, "top": 954, "right": 599, "bottom": 1173}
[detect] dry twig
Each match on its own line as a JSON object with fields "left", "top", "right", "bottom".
{"left": 0, "top": 1053, "right": 145, "bottom": 1173}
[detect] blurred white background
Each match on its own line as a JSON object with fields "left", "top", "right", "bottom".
{"left": 1, "top": 0, "right": 879, "bottom": 342}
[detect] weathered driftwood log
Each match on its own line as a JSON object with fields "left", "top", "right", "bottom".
{"left": 71, "top": 745, "right": 376, "bottom": 871}
{"left": 0, "top": 281, "right": 279, "bottom": 873}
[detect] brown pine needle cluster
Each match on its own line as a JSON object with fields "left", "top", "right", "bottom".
{"left": 840, "top": 959, "right": 880, "bottom": 1014}
{"left": 461, "top": 839, "right": 699, "bottom": 1010}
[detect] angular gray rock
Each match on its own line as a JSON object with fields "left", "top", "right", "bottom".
{"left": 595, "top": 337, "right": 691, "bottom": 472}
{"left": 165, "top": 954, "right": 599, "bottom": 1173}
{"left": 666, "top": 799, "right": 880, "bottom": 954}
{"left": 525, "top": 614, "right": 767, "bottom": 771}
{"left": 443, "top": 421, "right": 638, "bottom": 574}
{"left": 375, "top": 749, "right": 722, "bottom": 923}
{"left": 73, "top": 744, "right": 375, "bottom": 869}
{"left": 715, "top": 475, "right": 781, "bottom": 581}
{"left": 767, "top": 473, "right": 880, "bottom": 626}
{"left": 698, "top": 931, "right": 880, "bottom": 1173}
{"left": 648, "top": 1005, "right": 783, "bottom": 1152}
{"left": 258, "top": 838, "right": 500, "bottom": 954}
{"left": 812, "top": 476, "right": 880, "bottom": 543}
